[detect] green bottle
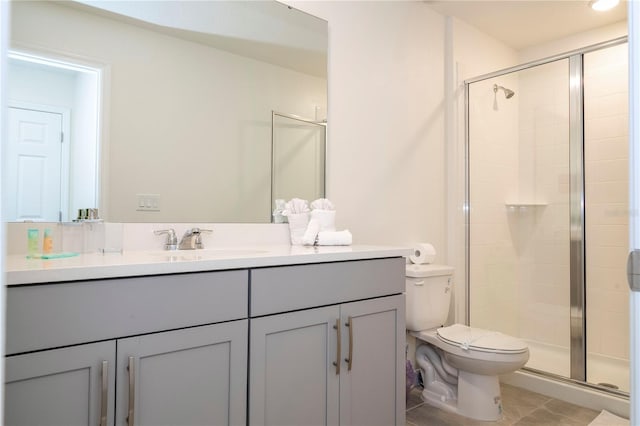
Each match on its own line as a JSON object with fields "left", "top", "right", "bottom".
{"left": 27, "top": 229, "right": 39, "bottom": 257}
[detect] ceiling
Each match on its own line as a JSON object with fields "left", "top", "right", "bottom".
{"left": 425, "top": 0, "right": 627, "bottom": 50}
{"left": 69, "top": 1, "right": 328, "bottom": 77}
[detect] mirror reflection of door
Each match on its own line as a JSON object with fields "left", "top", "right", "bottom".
{"left": 6, "top": 51, "right": 101, "bottom": 222}
{"left": 7, "top": 104, "right": 68, "bottom": 221}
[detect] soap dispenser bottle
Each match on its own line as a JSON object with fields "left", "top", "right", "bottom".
{"left": 42, "top": 228, "right": 53, "bottom": 254}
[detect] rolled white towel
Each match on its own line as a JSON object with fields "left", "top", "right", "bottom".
{"left": 310, "top": 209, "right": 336, "bottom": 232}
{"left": 316, "top": 230, "right": 352, "bottom": 246}
{"left": 311, "top": 198, "right": 335, "bottom": 211}
{"left": 302, "top": 219, "right": 320, "bottom": 246}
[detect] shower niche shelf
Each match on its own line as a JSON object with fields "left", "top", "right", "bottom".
{"left": 505, "top": 202, "right": 547, "bottom": 212}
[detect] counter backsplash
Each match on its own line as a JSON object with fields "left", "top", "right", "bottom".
{"left": 6, "top": 222, "right": 291, "bottom": 255}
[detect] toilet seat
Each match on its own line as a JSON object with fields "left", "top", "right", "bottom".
{"left": 436, "top": 324, "right": 528, "bottom": 354}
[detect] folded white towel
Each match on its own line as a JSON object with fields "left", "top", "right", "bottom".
{"left": 302, "top": 219, "right": 320, "bottom": 245}
{"left": 311, "top": 198, "right": 335, "bottom": 211}
{"left": 310, "top": 209, "right": 336, "bottom": 232}
{"left": 283, "top": 198, "right": 310, "bottom": 216}
{"left": 316, "top": 230, "right": 352, "bottom": 246}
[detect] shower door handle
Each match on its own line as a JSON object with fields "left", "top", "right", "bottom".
{"left": 627, "top": 250, "right": 640, "bottom": 291}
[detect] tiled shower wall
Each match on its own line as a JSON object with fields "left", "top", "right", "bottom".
{"left": 584, "top": 43, "right": 629, "bottom": 389}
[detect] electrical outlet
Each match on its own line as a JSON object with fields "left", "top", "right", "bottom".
{"left": 136, "top": 194, "right": 160, "bottom": 212}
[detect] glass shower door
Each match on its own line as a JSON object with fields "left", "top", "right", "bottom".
{"left": 467, "top": 40, "right": 630, "bottom": 392}
{"left": 467, "top": 58, "right": 573, "bottom": 379}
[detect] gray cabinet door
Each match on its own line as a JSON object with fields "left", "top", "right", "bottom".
{"left": 4, "top": 340, "right": 116, "bottom": 426}
{"left": 339, "top": 295, "right": 406, "bottom": 426}
{"left": 116, "top": 320, "right": 248, "bottom": 426}
{"left": 250, "top": 306, "right": 341, "bottom": 426}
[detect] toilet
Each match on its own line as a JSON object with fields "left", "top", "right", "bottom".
{"left": 406, "top": 263, "right": 529, "bottom": 421}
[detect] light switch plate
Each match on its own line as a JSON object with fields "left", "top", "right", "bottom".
{"left": 136, "top": 194, "right": 160, "bottom": 212}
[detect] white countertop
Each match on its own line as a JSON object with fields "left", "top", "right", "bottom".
{"left": 6, "top": 244, "right": 411, "bottom": 285}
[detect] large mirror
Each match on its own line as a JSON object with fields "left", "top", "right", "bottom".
{"left": 6, "top": 0, "right": 327, "bottom": 223}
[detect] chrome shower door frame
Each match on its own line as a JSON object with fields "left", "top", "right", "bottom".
{"left": 568, "top": 54, "right": 586, "bottom": 382}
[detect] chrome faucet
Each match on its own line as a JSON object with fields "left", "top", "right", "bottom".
{"left": 179, "top": 228, "right": 213, "bottom": 250}
{"left": 154, "top": 229, "right": 178, "bottom": 250}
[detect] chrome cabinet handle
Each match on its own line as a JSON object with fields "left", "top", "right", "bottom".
{"left": 100, "top": 360, "right": 108, "bottom": 426}
{"left": 345, "top": 316, "right": 353, "bottom": 371}
{"left": 127, "top": 357, "right": 135, "bottom": 426}
{"left": 333, "top": 319, "right": 341, "bottom": 375}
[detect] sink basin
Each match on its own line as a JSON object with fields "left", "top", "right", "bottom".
{"left": 146, "top": 249, "right": 269, "bottom": 260}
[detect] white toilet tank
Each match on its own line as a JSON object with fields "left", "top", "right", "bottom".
{"left": 405, "top": 264, "right": 454, "bottom": 331}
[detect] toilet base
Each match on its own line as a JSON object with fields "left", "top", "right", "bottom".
{"left": 421, "top": 371, "right": 503, "bottom": 421}
{"left": 457, "top": 371, "right": 502, "bottom": 420}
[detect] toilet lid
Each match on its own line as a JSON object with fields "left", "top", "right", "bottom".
{"left": 436, "top": 324, "right": 528, "bottom": 354}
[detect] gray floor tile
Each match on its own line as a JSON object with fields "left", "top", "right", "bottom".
{"left": 512, "top": 407, "right": 588, "bottom": 426}
{"left": 406, "top": 383, "right": 599, "bottom": 426}
{"left": 406, "top": 387, "right": 425, "bottom": 411}
{"left": 543, "top": 399, "right": 600, "bottom": 424}
{"left": 500, "top": 383, "right": 553, "bottom": 420}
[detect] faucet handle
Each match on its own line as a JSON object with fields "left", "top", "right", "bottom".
{"left": 191, "top": 228, "right": 213, "bottom": 249}
{"left": 190, "top": 228, "right": 212, "bottom": 234}
{"left": 154, "top": 229, "right": 178, "bottom": 250}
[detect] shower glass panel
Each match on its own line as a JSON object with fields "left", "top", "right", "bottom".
{"left": 468, "top": 58, "right": 572, "bottom": 378}
{"left": 271, "top": 112, "right": 326, "bottom": 209}
{"left": 584, "top": 43, "right": 629, "bottom": 392}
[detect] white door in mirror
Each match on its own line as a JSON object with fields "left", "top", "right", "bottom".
{"left": 6, "top": 106, "right": 65, "bottom": 221}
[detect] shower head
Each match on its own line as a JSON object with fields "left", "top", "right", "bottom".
{"left": 493, "top": 84, "right": 515, "bottom": 99}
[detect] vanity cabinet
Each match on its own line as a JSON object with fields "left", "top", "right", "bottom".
{"left": 249, "top": 258, "right": 406, "bottom": 426}
{"left": 115, "top": 321, "right": 247, "bottom": 426}
{"left": 5, "top": 341, "right": 115, "bottom": 426}
{"left": 250, "top": 306, "right": 341, "bottom": 425}
{"left": 5, "top": 254, "right": 406, "bottom": 426}
{"left": 5, "top": 323, "right": 247, "bottom": 426}
{"left": 4, "top": 270, "right": 248, "bottom": 426}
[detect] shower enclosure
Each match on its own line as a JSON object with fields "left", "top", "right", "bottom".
{"left": 465, "top": 38, "right": 629, "bottom": 394}
{"left": 271, "top": 111, "right": 326, "bottom": 211}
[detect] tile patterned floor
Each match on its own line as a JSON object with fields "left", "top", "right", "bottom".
{"left": 406, "top": 383, "right": 601, "bottom": 425}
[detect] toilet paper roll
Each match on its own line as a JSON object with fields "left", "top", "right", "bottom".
{"left": 409, "top": 243, "right": 436, "bottom": 264}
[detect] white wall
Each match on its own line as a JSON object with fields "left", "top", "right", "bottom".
{"left": 452, "top": 18, "right": 519, "bottom": 79}
{"left": 287, "top": 1, "right": 447, "bottom": 251}
{"left": 519, "top": 21, "right": 627, "bottom": 64}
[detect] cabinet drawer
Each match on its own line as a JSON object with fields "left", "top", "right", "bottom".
{"left": 6, "top": 270, "right": 248, "bottom": 355}
{"left": 250, "top": 258, "right": 404, "bottom": 317}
